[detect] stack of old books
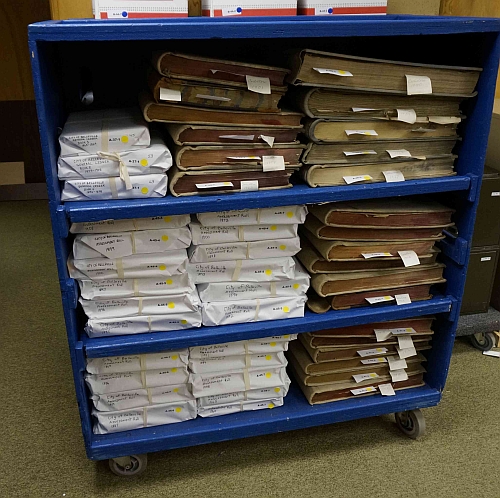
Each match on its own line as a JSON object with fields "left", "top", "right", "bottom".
{"left": 86, "top": 348, "right": 197, "bottom": 434}
{"left": 58, "top": 108, "right": 172, "bottom": 201}
{"left": 285, "top": 49, "right": 481, "bottom": 187}
{"left": 288, "top": 317, "right": 433, "bottom": 404}
{"left": 140, "top": 52, "right": 304, "bottom": 196}
{"left": 68, "top": 215, "right": 202, "bottom": 337}
{"left": 189, "top": 335, "right": 295, "bottom": 416}
{"left": 297, "top": 198, "right": 454, "bottom": 312}
{"left": 187, "top": 205, "right": 310, "bottom": 325}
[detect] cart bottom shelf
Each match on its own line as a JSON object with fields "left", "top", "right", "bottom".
{"left": 89, "top": 383, "right": 441, "bottom": 460}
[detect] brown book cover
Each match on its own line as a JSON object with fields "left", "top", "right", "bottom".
{"left": 301, "top": 138, "right": 457, "bottom": 165}
{"left": 289, "top": 87, "right": 464, "bottom": 119}
{"left": 308, "top": 198, "right": 455, "bottom": 228}
{"left": 140, "top": 92, "right": 303, "bottom": 127}
{"left": 173, "top": 144, "right": 304, "bottom": 171}
{"left": 287, "top": 49, "right": 481, "bottom": 96}
{"left": 153, "top": 52, "right": 290, "bottom": 89}
{"left": 148, "top": 71, "right": 285, "bottom": 112}
{"left": 166, "top": 124, "right": 301, "bottom": 146}
{"left": 168, "top": 165, "right": 292, "bottom": 197}
{"left": 305, "top": 118, "right": 459, "bottom": 143}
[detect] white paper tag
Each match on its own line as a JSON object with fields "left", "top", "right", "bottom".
{"left": 396, "top": 109, "right": 417, "bottom": 124}
{"left": 219, "top": 135, "right": 255, "bottom": 140}
{"left": 386, "top": 149, "right": 411, "bottom": 159}
{"left": 406, "top": 75, "right": 433, "bottom": 95}
{"left": 366, "top": 296, "right": 394, "bottom": 304}
{"left": 352, "top": 107, "right": 379, "bottom": 112}
{"left": 107, "top": 10, "right": 128, "bottom": 18}
{"left": 397, "top": 346, "right": 417, "bottom": 359}
{"left": 491, "top": 192, "right": 500, "bottom": 197}
{"left": 428, "top": 116, "right": 461, "bottom": 124}
{"left": 259, "top": 135, "right": 275, "bottom": 147}
{"left": 383, "top": 170, "right": 405, "bottom": 183}
{"left": 222, "top": 7, "right": 242, "bottom": 16}
{"left": 262, "top": 156, "right": 285, "bottom": 172}
{"left": 353, "top": 372, "right": 379, "bottom": 383}
{"left": 315, "top": 7, "right": 332, "bottom": 15}
{"left": 395, "top": 294, "right": 412, "bottom": 305}
{"left": 362, "top": 252, "right": 393, "bottom": 259}
{"left": 398, "top": 250, "right": 420, "bottom": 267}
{"left": 483, "top": 350, "right": 500, "bottom": 357}
{"left": 481, "top": 257, "right": 492, "bottom": 262}
{"left": 240, "top": 180, "right": 259, "bottom": 192}
{"left": 390, "top": 369, "right": 409, "bottom": 382}
{"left": 227, "top": 156, "right": 261, "bottom": 161}
{"left": 344, "top": 150, "right": 377, "bottom": 156}
{"left": 246, "top": 75, "right": 271, "bottom": 95}
{"left": 160, "top": 88, "right": 182, "bottom": 101}
{"left": 357, "top": 347, "right": 388, "bottom": 357}
{"left": 361, "top": 357, "right": 387, "bottom": 365}
{"left": 374, "top": 329, "right": 393, "bottom": 342}
{"left": 196, "top": 182, "right": 234, "bottom": 189}
{"left": 313, "top": 67, "right": 353, "bottom": 76}
{"left": 343, "top": 175, "right": 373, "bottom": 185}
{"left": 390, "top": 327, "right": 416, "bottom": 335}
{"left": 387, "top": 356, "right": 408, "bottom": 371}
{"left": 196, "top": 94, "right": 231, "bottom": 101}
{"left": 345, "top": 130, "right": 378, "bottom": 136}
{"left": 378, "top": 383, "right": 396, "bottom": 396}
{"left": 398, "top": 336, "right": 414, "bottom": 349}
{"left": 351, "top": 386, "right": 377, "bottom": 396}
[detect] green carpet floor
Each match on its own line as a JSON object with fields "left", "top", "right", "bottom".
{"left": 1, "top": 200, "right": 499, "bottom": 498}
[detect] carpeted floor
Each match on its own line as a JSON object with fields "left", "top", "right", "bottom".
{"left": 1, "top": 200, "right": 499, "bottom": 498}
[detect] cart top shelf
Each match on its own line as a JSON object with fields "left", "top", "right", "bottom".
{"left": 28, "top": 16, "right": 500, "bottom": 42}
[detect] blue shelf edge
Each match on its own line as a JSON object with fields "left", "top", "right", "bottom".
{"left": 64, "top": 177, "right": 471, "bottom": 223}
{"left": 83, "top": 295, "right": 452, "bottom": 358}
{"left": 88, "top": 384, "right": 441, "bottom": 460}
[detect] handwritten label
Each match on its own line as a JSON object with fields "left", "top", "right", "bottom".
{"left": 383, "top": 170, "right": 405, "bottom": 183}
{"left": 351, "top": 386, "right": 377, "bottom": 396}
{"left": 398, "top": 336, "right": 414, "bottom": 349}
{"left": 313, "top": 67, "right": 353, "bottom": 77}
{"left": 343, "top": 175, "right": 373, "bottom": 184}
{"left": 390, "top": 327, "right": 416, "bottom": 335}
{"left": 159, "top": 88, "right": 182, "bottom": 101}
{"left": 262, "top": 156, "right": 285, "bottom": 172}
{"left": 222, "top": 7, "right": 242, "bottom": 16}
{"left": 315, "top": 7, "right": 332, "bottom": 15}
{"left": 361, "top": 357, "right": 387, "bottom": 365}
{"left": 196, "top": 94, "right": 231, "bottom": 101}
{"left": 259, "top": 135, "right": 275, "bottom": 147}
{"left": 240, "top": 180, "right": 259, "bottom": 192}
{"left": 357, "top": 347, "right": 388, "bottom": 357}
{"left": 344, "top": 150, "right": 377, "bottom": 156}
{"left": 396, "top": 108, "right": 417, "bottom": 124}
{"left": 366, "top": 296, "right": 394, "bottom": 304}
{"left": 246, "top": 75, "right": 271, "bottom": 95}
{"left": 353, "top": 373, "right": 379, "bottom": 383}
{"left": 398, "top": 250, "right": 420, "bottom": 267}
{"left": 219, "top": 135, "right": 255, "bottom": 140}
{"left": 406, "top": 75, "right": 433, "bottom": 95}
{"left": 196, "top": 182, "right": 233, "bottom": 189}
{"left": 387, "top": 356, "right": 407, "bottom": 371}
{"left": 390, "top": 369, "right": 409, "bottom": 382}
{"left": 481, "top": 257, "right": 492, "bottom": 262}
{"left": 374, "top": 329, "right": 392, "bottom": 342}
{"left": 345, "top": 130, "right": 378, "bottom": 136}
{"left": 395, "top": 294, "right": 412, "bottom": 305}
{"left": 397, "top": 346, "right": 417, "bottom": 359}
{"left": 386, "top": 149, "right": 411, "bottom": 159}
{"left": 379, "top": 383, "right": 396, "bottom": 396}
{"left": 362, "top": 252, "right": 393, "bottom": 259}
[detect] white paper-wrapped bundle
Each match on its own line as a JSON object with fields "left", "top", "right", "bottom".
{"left": 59, "top": 108, "right": 150, "bottom": 157}
{"left": 80, "top": 291, "right": 201, "bottom": 319}
{"left": 78, "top": 274, "right": 195, "bottom": 299}
{"left": 70, "top": 214, "right": 190, "bottom": 233}
{"left": 188, "top": 257, "right": 295, "bottom": 284}
{"left": 86, "top": 349, "right": 189, "bottom": 374}
{"left": 190, "top": 366, "right": 289, "bottom": 397}
{"left": 58, "top": 135, "right": 172, "bottom": 179}
{"left": 85, "top": 311, "right": 202, "bottom": 337}
{"left": 189, "top": 335, "right": 297, "bottom": 359}
{"left": 61, "top": 174, "right": 168, "bottom": 202}
{"left": 73, "top": 227, "right": 191, "bottom": 259}
{"left": 188, "top": 237, "right": 301, "bottom": 263}
{"left": 197, "top": 263, "right": 309, "bottom": 302}
{"left": 91, "top": 384, "right": 194, "bottom": 411}
{"left": 86, "top": 367, "right": 189, "bottom": 395}
{"left": 202, "top": 295, "right": 307, "bottom": 326}
{"left": 68, "top": 250, "right": 187, "bottom": 280}
{"left": 197, "top": 205, "right": 307, "bottom": 226}
{"left": 190, "top": 222, "right": 298, "bottom": 245}
{"left": 197, "top": 398, "right": 284, "bottom": 418}
{"left": 189, "top": 351, "right": 287, "bottom": 374}
{"left": 93, "top": 400, "right": 197, "bottom": 434}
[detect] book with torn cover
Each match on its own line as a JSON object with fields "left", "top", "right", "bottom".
{"left": 287, "top": 50, "right": 481, "bottom": 96}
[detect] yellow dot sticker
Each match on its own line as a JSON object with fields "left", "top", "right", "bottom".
{"left": 159, "top": 264, "right": 167, "bottom": 271}
{"left": 173, "top": 388, "right": 179, "bottom": 393}
{"left": 279, "top": 245, "right": 286, "bottom": 251}
{"left": 171, "top": 368, "right": 178, "bottom": 373}
{"left": 140, "top": 159, "right": 148, "bottom": 167}
{"left": 268, "top": 403, "right": 275, "bottom": 409}
{"left": 286, "top": 211, "right": 293, "bottom": 218}
{"left": 163, "top": 216, "right": 172, "bottom": 223}
{"left": 265, "top": 372, "right": 272, "bottom": 378}
{"left": 172, "top": 355, "right": 178, "bottom": 360}
{"left": 274, "top": 387, "right": 281, "bottom": 393}
{"left": 168, "top": 302, "right": 175, "bottom": 309}
{"left": 270, "top": 342, "right": 276, "bottom": 347}
{"left": 141, "top": 187, "right": 149, "bottom": 194}
{"left": 265, "top": 355, "right": 272, "bottom": 361}
{"left": 293, "top": 283, "right": 299, "bottom": 290}
{"left": 369, "top": 373, "right": 377, "bottom": 378}
{"left": 284, "top": 335, "right": 290, "bottom": 339}
{"left": 121, "top": 135, "right": 129, "bottom": 143}
{"left": 363, "top": 175, "right": 371, "bottom": 181}
{"left": 283, "top": 306, "right": 290, "bottom": 313}
{"left": 270, "top": 225, "right": 277, "bottom": 231}
{"left": 166, "top": 279, "right": 173, "bottom": 285}
{"left": 175, "top": 407, "right": 182, "bottom": 413}
{"left": 265, "top": 269, "right": 272, "bottom": 276}
{"left": 181, "top": 319, "right": 188, "bottom": 325}
{"left": 162, "top": 235, "right": 169, "bottom": 242}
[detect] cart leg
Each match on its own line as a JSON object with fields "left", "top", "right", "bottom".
{"left": 395, "top": 409, "right": 426, "bottom": 439}
{"left": 108, "top": 454, "right": 148, "bottom": 477}
{"left": 469, "top": 332, "right": 495, "bottom": 351}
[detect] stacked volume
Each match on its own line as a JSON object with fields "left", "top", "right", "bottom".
{"left": 86, "top": 349, "right": 196, "bottom": 434}
{"left": 297, "top": 198, "right": 454, "bottom": 312}
{"left": 288, "top": 317, "right": 433, "bottom": 404}
{"left": 141, "top": 52, "right": 304, "bottom": 196}
{"left": 57, "top": 108, "right": 172, "bottom": 201}
{"left": 68, "top": 215, "right": 202, "bottom": 337}
{"left": 286, "top": 49, "right": 481, "bottom": 187}
{"left": 189, "top": 335, "right": 296, "bottom": 417}
{"left": 187, "top": 205, "right": 310, "bottom": 325}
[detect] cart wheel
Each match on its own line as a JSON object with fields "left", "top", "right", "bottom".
{"left": 469, "top": 332, "right": 495, "bottom": 351}
{"left": 395, "top": 409, "right": 426, "bottom": 439}
{"left": 108, "top": 454, "right": 147, "bottom": 477}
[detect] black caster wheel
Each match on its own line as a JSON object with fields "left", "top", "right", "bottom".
{"left": 109, "top": 454, "right": 148, "bottom": 477}
{"left": 469, "top": 332, "right": 495, "bottom": 351}
{"left": 395, "top": 409, "right": 426, "bottom": 439}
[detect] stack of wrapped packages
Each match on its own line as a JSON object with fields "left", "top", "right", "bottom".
{"left": 68, "top": 215, "right": 202, "bottom": 337}
{"left": 189, "top": 335, "right": 296, "bottom": 417}
{"left": 57, "top": 108, "right": 172, "bottom": 201}
{"left": 85, "top": 349, "right": 197, "bottom": 434}
{"left": 187, "top": 205, "right": 310, "bottom": 326}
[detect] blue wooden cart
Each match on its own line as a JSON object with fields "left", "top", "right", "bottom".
{"left": 29, "top": 15, "right": 500, "bottom": 476}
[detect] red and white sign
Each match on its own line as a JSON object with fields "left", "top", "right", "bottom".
{"left": 297, "top": 0, "right": 387, "bottom": 16}
{"left": 94, "top": 0, "right": 189, "bottom": 19}
{"left": 202, "top": 0, "right": 297, "bottom": 17}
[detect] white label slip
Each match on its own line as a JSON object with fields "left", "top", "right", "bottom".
{"left": 378, "top": 383, "right": 396, "bottom": 396}
{"left": 259, "top": 135, "right": 275, "bottom": 147}
{"left": 345, "top": 130, "right": 378, "bottom": 137}
{"left": 240, "top": 180, "right": 259, "bottom": 192}
{"left": 313, "top": 67, "right": 353, "bottom": 77}
{"left": 396, "top": 108, "right": 417, "bottom": 124}
{"left": 262, "top": 156, "right": 285, "bottom": 172}
{"left": 160, "top": 88, "right": 182, "bottom": 101}
{"left": 387, "top": 356, "right": 408, "bottom": 371}
{"left": 390, "top": 369, "right": 409, "bottom": 382}
{"left": 397, "top": 346, "right": 417, "bottom": 359}
{"left": 383, "top": 170, "right": 405, "bottom": 183}
{"left": 344, "top": 150, "right": 377, "bottom": 156}
{"left": 374, "top": 329, "right": 393, "bottom": 342}
{"left": 406, "top": 75, "right": 433, "bottom": 95}
{"left": 386, "top": 149, "right": 411, "bottom": 159}
{"left": 196, "top": 182, "right": 234, "bottom": 189}
{"left": 219, "top": 135, "right": 255, "bottom": 140}
{"left": 362, "top": 252, "right": 393, "bottom": 259}
{"left": 361, "top": 357, "right": 387, "bottom": 365}
{"left": 398, "top": 336, "right": 414, "bottom": 349}
{"left": 353, "top": 373, "right": 379, "bottom": 383}
{"left": 246, "top": 75, "right": 271, "bottom": 95}
{"left": 366, "top": 296, "right": 394, "bottom": 304}
{"left": 357, "top": 347, "right": 388, "bottom": 357}
{"left": 395, "top": 294, "right": 412, "bottom": 305}
{"left": 344, "top": 175, "right": 373, "bottom": 185}
{"left": 398, "top": 250, "right": 420, "bottom": 267}
{"left": 351, "top": 386, "right": 377, "bottom": 396}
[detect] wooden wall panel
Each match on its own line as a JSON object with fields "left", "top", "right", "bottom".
{"left": 49, "top": 0, "right": 92, "bottom": 20}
